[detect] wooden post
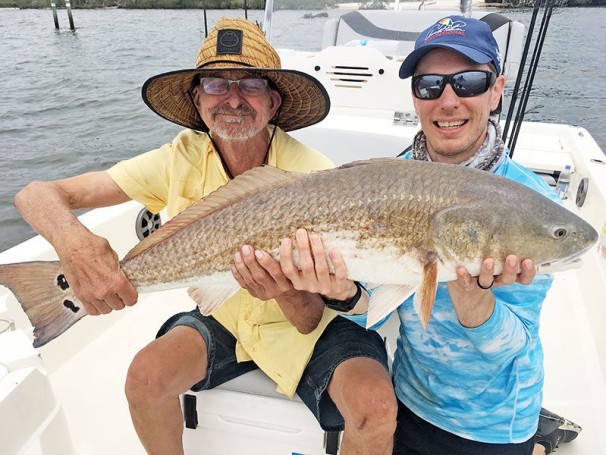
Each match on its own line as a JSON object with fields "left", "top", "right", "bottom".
{"left": 66, "top": 0, "right": 75, "bottom": 31}
{"left": 203, "top": 8, "right": 207, "bottom": 37}
{"left": 51, "top": 1, "right": 59, "bottom": 29}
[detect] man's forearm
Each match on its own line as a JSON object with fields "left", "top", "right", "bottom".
{"left": 448, "top": 284, "right": 496, "bottom": 328}
{"left": 275, "top": 290, "right": 325, "bottom": 334}
{"left": 15, "top": 181, "right": 89, "bottom": 248}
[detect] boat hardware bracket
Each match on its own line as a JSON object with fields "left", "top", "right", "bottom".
{"left": 183, "top": 394, "right": 198, "bottom": 429}
{"left": 576, "top": 177, "right": 589, "bottom": 208}
{"left": 135, "top": 208, "right": 162, "bottom": 241}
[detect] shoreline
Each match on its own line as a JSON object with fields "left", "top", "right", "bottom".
{"left": 2, "top": 0, "right": 602, "bottom": 9}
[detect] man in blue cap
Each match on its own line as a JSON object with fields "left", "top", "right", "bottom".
{"left": 347, "top": 15, "right": 581, "bottom": 455}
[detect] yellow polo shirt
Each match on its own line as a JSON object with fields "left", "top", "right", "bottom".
{"left": 107, "top": 127, "right": 337, "bottom": 397}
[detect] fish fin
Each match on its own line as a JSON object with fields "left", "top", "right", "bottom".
{"left": 124, "top": 166, "right": 307, "bottom": 261}
{"left": 366, "top": 284, "right": 417, "bottom": 328}
{"left": 187, "top": 282, "right": 241, "bottom": 315}
{"left": 413, "top": 260, "right": 439, "bottom": 329}
{"left": 0, "top": 261, "right": 87, "bottom": 347}
{"left": 338, "top": 157, "right": 401, "bottom": 170}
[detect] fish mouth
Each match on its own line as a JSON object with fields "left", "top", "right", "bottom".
{"left": 536, "top": 241, "right": 596, "bottom": 274}
{"left": 537, "top": 257, "right": 584, "bottom": 274}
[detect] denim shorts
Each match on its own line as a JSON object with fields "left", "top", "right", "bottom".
{"left": 157, "top": 309, "right": 389, "bottom": 431}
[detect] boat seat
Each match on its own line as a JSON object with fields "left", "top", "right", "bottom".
{"left": 322, "top": 10, "right": 525, "bottom": 81}
{"left": 181, "top": 318, "right": 398, "bottom": 453}
{"left": 181, "top": 369, "right": 336, "bottom": 453}
{"left": 216, "top": 368, "right": 303, "bottom": 402}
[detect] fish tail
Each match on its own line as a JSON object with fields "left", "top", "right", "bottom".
{"left": 0, "top": 261, "right": 87, "bottom": 347}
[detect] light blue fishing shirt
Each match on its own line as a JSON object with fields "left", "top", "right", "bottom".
{"left": 348, "top": 151, "right": 561, "bottom": 443}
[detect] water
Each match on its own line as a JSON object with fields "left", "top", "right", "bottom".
{"left": 1, "top": 7, "right": 605, "bottom": 251}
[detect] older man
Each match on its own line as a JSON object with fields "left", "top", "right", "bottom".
{"left": 14, "top": 18, "right": 396, "bottom": 455}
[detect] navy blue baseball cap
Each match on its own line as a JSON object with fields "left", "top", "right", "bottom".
{"left": 399, "top": 16, "right": 501, "bottom": 79}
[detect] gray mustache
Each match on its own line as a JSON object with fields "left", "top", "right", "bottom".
{"left": 212, "top": 107, "right": 255, "bottom": 116}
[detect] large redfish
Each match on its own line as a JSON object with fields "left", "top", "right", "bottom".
{"left": 0, "top": 158, "right": 598, "bottom": 347}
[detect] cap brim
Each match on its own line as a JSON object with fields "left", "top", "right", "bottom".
{"left": 399, "top": 44, "right": 494, "bottom": 79}
{"left": 142, "top": 67, "right": 330, "bottom": 132}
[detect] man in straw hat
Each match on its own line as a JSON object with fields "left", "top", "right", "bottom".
{"left": 14, "top": 17, "right": 396, "bottom": 454}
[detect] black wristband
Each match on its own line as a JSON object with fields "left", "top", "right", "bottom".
{"left": 321, "top": 282, "right": 363, "bottom": 312}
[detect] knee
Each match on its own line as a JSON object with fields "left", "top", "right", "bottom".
{"left": 366, "top": 388, "right": 398, "bottom": 431}
{"left": 125, "top": 347, "right": 172, "bottom": 403}
{"left": 346, "top": 384, "right": 398, "bottom": 433}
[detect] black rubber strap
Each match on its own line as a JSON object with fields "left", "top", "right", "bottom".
{"left": 322, "top": 282, "right": 364, "bottom": 312}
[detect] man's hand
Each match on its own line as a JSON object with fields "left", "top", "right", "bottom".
{"left": 447, "top": 255, "right": 536, "bottom": 327}
{"left": 452, "top": 255, "right": 536, "bottom": 292}
{"left": 57, "top": 231, "right": 138, "bottom": 315}
{"left": 230, "top": 244, "right": 293, "bottom": 301}
{"left": 231, "top": 228, "right": 357, "bottom": 302}
{"left": 279, "top": 228, "right": 357, "bottom": 301}
{"left": 229, "top": 228, "right": 359, "bottom": 332}
{"left": 230, "top": 238, "right": 324, "bottom": 333}
{"left": 13, "top": 171, "right": 137, "bottom": 316}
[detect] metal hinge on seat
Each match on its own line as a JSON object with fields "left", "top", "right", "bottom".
{"left": 324, "top": 431, "right": 340, "bottom": 454}
{"left": 183, "top": 394, "right": 198, "bottom": 429}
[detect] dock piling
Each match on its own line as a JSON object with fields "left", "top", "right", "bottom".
{"left": 50, "top": 0, "right": 76, "bottom": 31}
{"left": 66, "top": 0, "right": 75, "bottom": 31}
{"left": 51, "top": 1, "right": 59, "bottom": 29}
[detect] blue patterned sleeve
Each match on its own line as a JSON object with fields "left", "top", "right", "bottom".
{"left": 462, "top": 274, "right": 553, "bottom": 362}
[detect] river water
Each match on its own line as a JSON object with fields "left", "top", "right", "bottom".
{"left": 0, "top": 7, "right": 605, "bottom": 251}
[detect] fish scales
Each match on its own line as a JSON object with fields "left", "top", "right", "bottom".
{"left": 122, "top": 160, "right": 448, "bottom": 288}
{"left": 0, "top": 158, "right": 598, "bottom": 346}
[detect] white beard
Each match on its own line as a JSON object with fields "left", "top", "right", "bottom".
{"left": 212, "top": 121, "right": 259, "bottom": 142}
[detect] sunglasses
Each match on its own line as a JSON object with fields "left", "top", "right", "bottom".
{"left": 411, "top": 70, "right": 497, "bottom": 100}
{"left": 199, "top": 77, "right": 269, "bottom": 96}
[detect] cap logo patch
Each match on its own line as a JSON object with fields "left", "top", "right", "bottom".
{"left": 424, "top": 17, "right": 466, "bottom": 43}
{"left": 217, "top": 29, "right": 243, "bottom": 55}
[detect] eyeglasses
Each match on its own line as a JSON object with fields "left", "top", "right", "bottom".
{"left": 411, "top": 70, "right": 496, "bottom": 100}
{"left": 199, "top": 77, "right": 269, "bottom": 96}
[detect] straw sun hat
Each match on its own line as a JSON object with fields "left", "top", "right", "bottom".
{"left": 142, "top": 17, "right": 330, "bottom": 132}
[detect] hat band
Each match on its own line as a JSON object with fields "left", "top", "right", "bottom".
{"left": 197, "top": 59, "right": 256, "bottom": 69}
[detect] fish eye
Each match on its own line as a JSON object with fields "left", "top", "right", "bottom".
{"left": 552, "top": 227, "right": 567, "bottom": 239}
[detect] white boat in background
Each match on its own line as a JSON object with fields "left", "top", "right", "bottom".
{"left": 1, "top": 1, "right": 605, "bottom": 454}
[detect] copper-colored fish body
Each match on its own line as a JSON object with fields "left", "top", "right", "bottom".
{"left": 0, "top": 159, "right": 598, "bottom": 346}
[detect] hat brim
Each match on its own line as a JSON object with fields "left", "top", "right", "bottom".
{"left": 142, "top": 68, "right": 330, "bottom": 132}
{"left": 399, "top": 44, "right": 495, "bottom": 79}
